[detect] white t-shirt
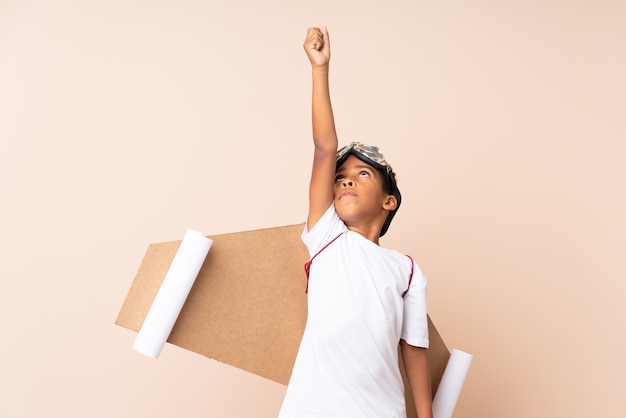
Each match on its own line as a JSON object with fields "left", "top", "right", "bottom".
{"left": 279, "top": 205, "right": 429, "bottom": 418}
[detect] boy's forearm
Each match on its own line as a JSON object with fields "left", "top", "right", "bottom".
{"left": 414, "top": 374, "right": 434, "bottom": 418}
{"left": 401, "top": 341, "right": 433, "bottom": 418}
{"left": 311, "top": 66, "right": 338, "bottom": 153}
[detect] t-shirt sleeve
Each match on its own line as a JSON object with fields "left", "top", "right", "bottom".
{"left": 301, "top": 204, "right": 347, "bottom": 256}
{"left": 401, "top": 261, "right": 429, "bottom": 348}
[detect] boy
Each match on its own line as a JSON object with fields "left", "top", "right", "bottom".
{"left": 278, "top": 27, "right": 433, "bottom": 418}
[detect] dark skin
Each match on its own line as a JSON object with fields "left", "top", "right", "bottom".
{"left": 303, "top": 26, "right": 433, "bottom": 417}
{"left": 333, "top": 155, "right": 396, "bottom": 244}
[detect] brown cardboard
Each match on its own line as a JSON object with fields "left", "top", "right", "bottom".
{"left": 116, "top": 224, "right": 450, "bottom": 415}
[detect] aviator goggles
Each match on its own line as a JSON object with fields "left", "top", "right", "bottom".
{"left": 336, "top": 142, "right": 392, "bottom": 174}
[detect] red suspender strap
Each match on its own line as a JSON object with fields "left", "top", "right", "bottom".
{"left": 402, "top": 255, "right": 414, "bottom": 297}
{"left": 303, "top": 232, "right": 344, "bottom": 293}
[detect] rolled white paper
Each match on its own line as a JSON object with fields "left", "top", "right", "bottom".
{"left": 432, "top": 349, "right": 473, "bottom": 418}
{"left": 133, "top": 228, "right": 213, "bottom": 359}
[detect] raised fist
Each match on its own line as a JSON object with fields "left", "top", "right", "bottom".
{"left": 303, "top": 26, "right": 330, "bottom": 68}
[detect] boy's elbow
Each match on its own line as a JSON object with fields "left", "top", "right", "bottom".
{"left": 312, "top": 137, "right": 338, "bottom": 155}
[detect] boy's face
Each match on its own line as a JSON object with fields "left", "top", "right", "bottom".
{"left": 333, "top": 155, "right": 396, "bottom": 228}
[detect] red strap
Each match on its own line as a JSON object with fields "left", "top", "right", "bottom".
{"left": 304, "top": 232, "right": 344, "bottom": 293}
{"left": 304, "top": 235, "right": 414, "bottom": 297}
{"left": 402, "top": 255, "right": 414, "bottom": 297}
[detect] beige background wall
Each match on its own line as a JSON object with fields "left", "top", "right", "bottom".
{"left": 1, "top": 0, "right": 624, "bottom": 417}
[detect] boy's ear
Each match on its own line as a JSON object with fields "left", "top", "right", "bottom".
{"left": 383, "top": 195, "right": 398, "bottom": 211}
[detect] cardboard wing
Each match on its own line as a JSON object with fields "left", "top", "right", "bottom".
{"left": 116, "top": 224, "right": 450, "bottom": 414}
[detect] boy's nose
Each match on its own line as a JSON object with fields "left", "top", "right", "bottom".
{"left": 342, "top": 178, "right": 354, "bottom": 187}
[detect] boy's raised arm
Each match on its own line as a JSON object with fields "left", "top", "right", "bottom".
{"left": 304, "top": 26, "right": 338, "bottom": 230}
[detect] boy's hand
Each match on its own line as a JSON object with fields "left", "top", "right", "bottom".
{"left": 304, "top": 26, "right": 330, "bottom": 68}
